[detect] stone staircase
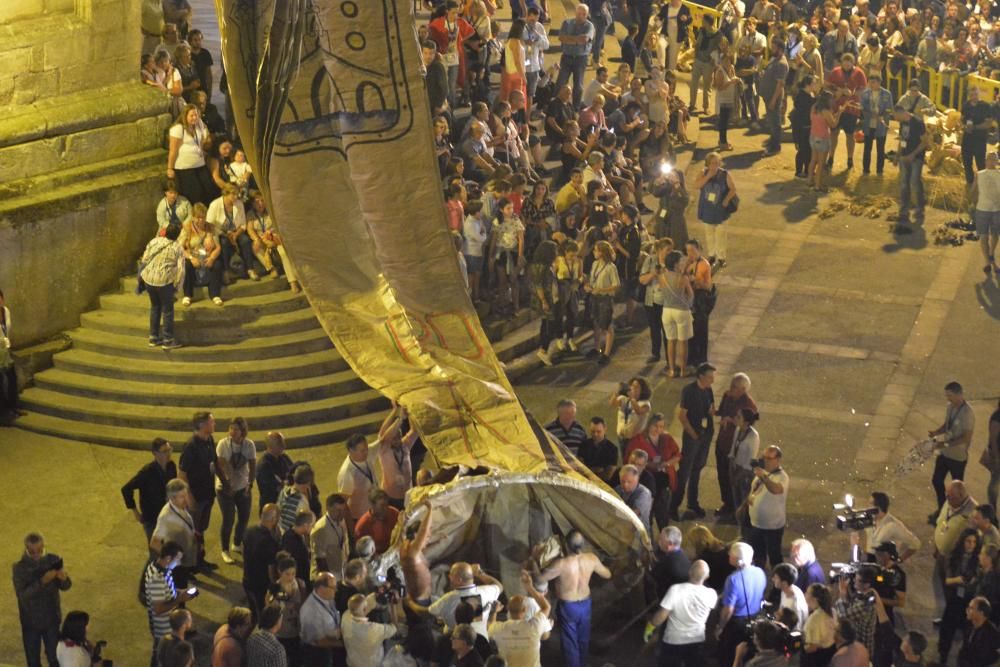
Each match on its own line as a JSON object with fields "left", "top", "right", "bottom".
{"left": 16, "top": 277, "right": 390, "bottom": 450}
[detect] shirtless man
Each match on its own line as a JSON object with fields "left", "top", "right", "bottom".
{"left": 539, "top": 529, "right": 613, "bottom": 667}
{"left": 400, "top": 500, "right": 434, "bottom": 608}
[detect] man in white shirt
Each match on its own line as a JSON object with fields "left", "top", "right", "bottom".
{"left": 490, "top": 571, "right": 553, "bottom": 667}
{"left": 643, "top": 560, "right": 717, "bottom": 665}
{"left": 337, "top": 433, "right": 381, "bottom": 525}
{"left": 523, "top": 8, "right": 550, "bottom": 104}
{"left": 747, "top": 445, "right": 789, "bottom": 570}
{"left": 855, "top": 491, "right": 921, "bottom": 561}
{"left": 427, "top": 562, "right": 504, "bottom": 638}
{"left": 342, "top": 593, "right": 396, "bottom": 666}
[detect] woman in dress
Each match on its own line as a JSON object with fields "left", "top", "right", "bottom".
{"left": 488, "top": 198, "right": 525, "bottom": 315}
{"left": 658, "top": 0, "right": 692, "bottom": 72}
{"left": 808, "top": 92, "right": 841, "bottom": 192}
{"left": 521, "top": 180, "right": 556, "bottom": 260}
{"left": 713, "top": 52, "right": 739, "bottom": 151}
{"left": 501, "top": 19, "right": 528, "bottom": 114}
{"left": 939, "top": 529, "right": 984, "bottom": 662}
{"left": 646, "top": 67, "right": 671, "bottom": 129}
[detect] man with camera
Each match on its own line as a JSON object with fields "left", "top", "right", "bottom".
{"left": 853, "top": 492, "right": 920, "bottom": 563}
{"left": 745, "top": 446, "right": 789, "bottom": 570}
{"left": 733, "top": 619, "right": 795, "bottom": 667}
{"left": 834, "top": 564, "right": 878, "bottom": 657}
{"left": 871, "top": 542, "right": 907, "bottom": 626}
{"left": 13, "top": 532, "right": 72, "bottom": 667}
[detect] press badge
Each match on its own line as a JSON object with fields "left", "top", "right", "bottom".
{"left": 702, "top": 417, "right": 709, "bottom": 429}
{"left": 706, "top": 191, "right": 717, "bottom": 204}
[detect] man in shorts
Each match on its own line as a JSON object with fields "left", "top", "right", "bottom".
{"left": 826, "top": 53, "right": 867, "bottom": 170}
{"left": 972, "top": 151, "right": 1000, "bottom": 275}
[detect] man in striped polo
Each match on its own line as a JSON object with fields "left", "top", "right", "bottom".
{"left": 144, "top": 541, "right": 196, "bottom": 663}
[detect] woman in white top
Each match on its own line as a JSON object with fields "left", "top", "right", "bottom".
{"left": 609, "top": 376, "right": 653, "bottom": 444}
{"left": 501, "top": 20, "right": 528, "bottom": 115}
{"left": 802, "top": 582, "right": 837, "bottom": 667}
{"left": 154, "top": 51, "right": 184, "bottom": 117}
{"left": 585, "top": 240, "right": 620, "bottom": 365}
{"left": 56, "top": 611, "right": 98, "bottom": 667}
{"left": 166, "top": 103, "right": 215, "bottom": 206}
{"left": 646, "top": 67, "right": 671, "bottom": 127}
{"left": 729, "top": 407, "right": 760, "bottom": 511}
{"left": 216, "top": 416, "right": 256, "bottom": 564}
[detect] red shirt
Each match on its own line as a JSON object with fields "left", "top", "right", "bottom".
{"left": 355, "top": 506, "right": 400, "bottom": 554}
{"left": 625, "top": 433, "right": 681, "bottom": 492}
{"left": 827, "top": 66, "right": 867, "bottom": 116}
{"left": 446, "top": 199, "right": 465, "bottom": 231}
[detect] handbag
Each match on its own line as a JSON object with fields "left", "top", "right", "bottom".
{"left": 725, "top": 194, "right": 740, "bottom": 215}
{"left": 692, "top": 284, "right": 718, "bottom": 317}
{"left": 980, "top": 445, "right": 1000, "bottom": 474}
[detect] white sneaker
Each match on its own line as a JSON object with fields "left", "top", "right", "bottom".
{"left": 249, "top": 270, "right": 260, "bottom": 281}
{"left": 537, "top": 349, "right": 554, "bottom": 366}
{"left": 567, "top": 338, "right": 579, "bottom": 352}
{"left": 555, "top": 339, "right": 566, "bottom": 352}
{"left": 212, "top": 297, "right": 224, "bottom": 306}
{"left": 220, "top": 551, "right": 235, "bottom": 564}
{"left": 181, "top": 297, "right": 192, "bottom": 307}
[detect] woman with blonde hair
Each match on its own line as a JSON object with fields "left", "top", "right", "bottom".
{"left": 585, "top": 240, "right": 619, "bottom": 365}
{"left": 687, "top": 523, "right": 734, "bottom": 591}
{"left": 180, "top": 202, "right": 224, "bottom": 306}
{"left": 166, "top": 104, "right": 214, "bottom": 205}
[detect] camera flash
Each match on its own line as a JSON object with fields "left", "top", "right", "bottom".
{"left": 660, "top": 162, "right": 673, "bottom": 175}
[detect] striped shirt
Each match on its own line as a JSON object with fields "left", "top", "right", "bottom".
{"left": 277, "top": 486, "right": 308, "bottom": 533}
{"left": 544, "top": 419, "right": 588, "bottom": 455}
{"left": 139, "top": 237, "right": 183, "bottom": 288}
{"left": 144, "top": 561, "right": 176, "bottom": 639}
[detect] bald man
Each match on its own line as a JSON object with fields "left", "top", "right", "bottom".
{"left": 490, "top": 571, "right": 553, "bottom": 667}
{"left": 644, "top": 560, "right": 716, "bottom": 665}
{"left": 540, "top": 530, "right": 613, "bottom": 667}
{"left": 426, "top": 561, "right": 504, "bottom": 638}
{"left": 932, "top": 480, "right": 977, "bottom": 616}
{"left": 300, "top": 572, "right": 344, "bottom": 664}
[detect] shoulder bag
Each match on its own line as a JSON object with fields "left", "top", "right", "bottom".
{"left": 135, "top": 242, "right": 174, "bottom": 295}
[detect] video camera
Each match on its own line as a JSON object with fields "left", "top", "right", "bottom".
{"left": 833, "top": 494, "right": 878, "bottom": 532}
{"left": 375, "top": 566, "right": 405, "bottom": 606}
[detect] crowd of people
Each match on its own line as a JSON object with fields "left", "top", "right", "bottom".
{"left": 10, "top": 0, "right": 1000, "bottom": 665}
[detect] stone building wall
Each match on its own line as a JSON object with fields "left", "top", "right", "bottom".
{"left": 0, "top": 0, "right": 170, "bottom": 346}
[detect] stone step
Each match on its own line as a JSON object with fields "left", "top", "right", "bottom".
{"left": 67, "top": 327, "right": 333, "bottom": 361}
{"left": 19, "top": 386, "right": 389, "bottom": 432}
{"left": 79, "top": 306, "right": 319, "bottom": 342}
{"left": 33, "top": 367, "right": 371, "bottom": 406}
{"left": 0, "top": 149, "right": 163, "bottom": 201}
{"left": 15, "top": 410, "right": 384, "bottom": 451}
{"left": 52, "top": 348, "right": 349, "bottom": 384}
{"left": 121, "top": 274, "right": 291, "bottom": 298}
{"left": 99, "top": 287, "right": 309, "bottom": 319}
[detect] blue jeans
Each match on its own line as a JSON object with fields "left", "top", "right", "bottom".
{"left": 899, "top": 156, "right": 926, "bottom": 221}
{"left": 220, "top": 231, "right": 262, "bottom": 277}
{"left": 765, "top": 102, "right": 784, "bottom": 152}
{"left": 147, "top": 283, "right": 175, "bottom": 342}
{"left": 557, "top": 54, "right": 588, "bottom": 108}
{"left": 560, "top": 598, "right": 592, "bottom": 667}
{"left": 21, "top": 623, "right": 58, "bottom": 667}
{"left": 671, "top": 430, "right": 712, "bottom": 512}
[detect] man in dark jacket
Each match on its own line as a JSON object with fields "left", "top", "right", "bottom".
{"left": 122, "top": 437, "right": 178, "bottom": 542}
{"left": 255, "top": 431, "right": 293, "bottom": 513}
{"left": 242, "top": 504, "right": 281, "bottom": 620}
{"left": 422, "top": 39, "right": 449, "bottom": 117}
{"left": 13, "top": 533, "right": 72, "bottom": 667}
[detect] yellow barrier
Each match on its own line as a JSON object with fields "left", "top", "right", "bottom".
{"left": 673, "top": 4, "right": 999, "bottom": 113}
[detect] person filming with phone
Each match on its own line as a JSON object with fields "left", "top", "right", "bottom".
{"left": 144, "top": 541, "right": 198, "bottom": 662}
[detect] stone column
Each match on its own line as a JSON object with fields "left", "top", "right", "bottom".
{"left": 0, "top": 0, "right": 171, "bottom": 347}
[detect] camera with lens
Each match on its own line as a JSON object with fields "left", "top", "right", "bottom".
{"left": 617, "top": 382, "right": 630, "bottom": 397}
{"left": 749, "top": 458, "right": 764, "bottom": 469}
{"left": 833, "top": 494, "right": 878, "bottom": 531}
{"left": 375, "top": 566, "right": 405, "bottom": 606}
{"left": 747, "top": 615, "right": 803, "bottom": 655}
{"left": 829, "top": 562, "right": 887, "bottom": 604}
